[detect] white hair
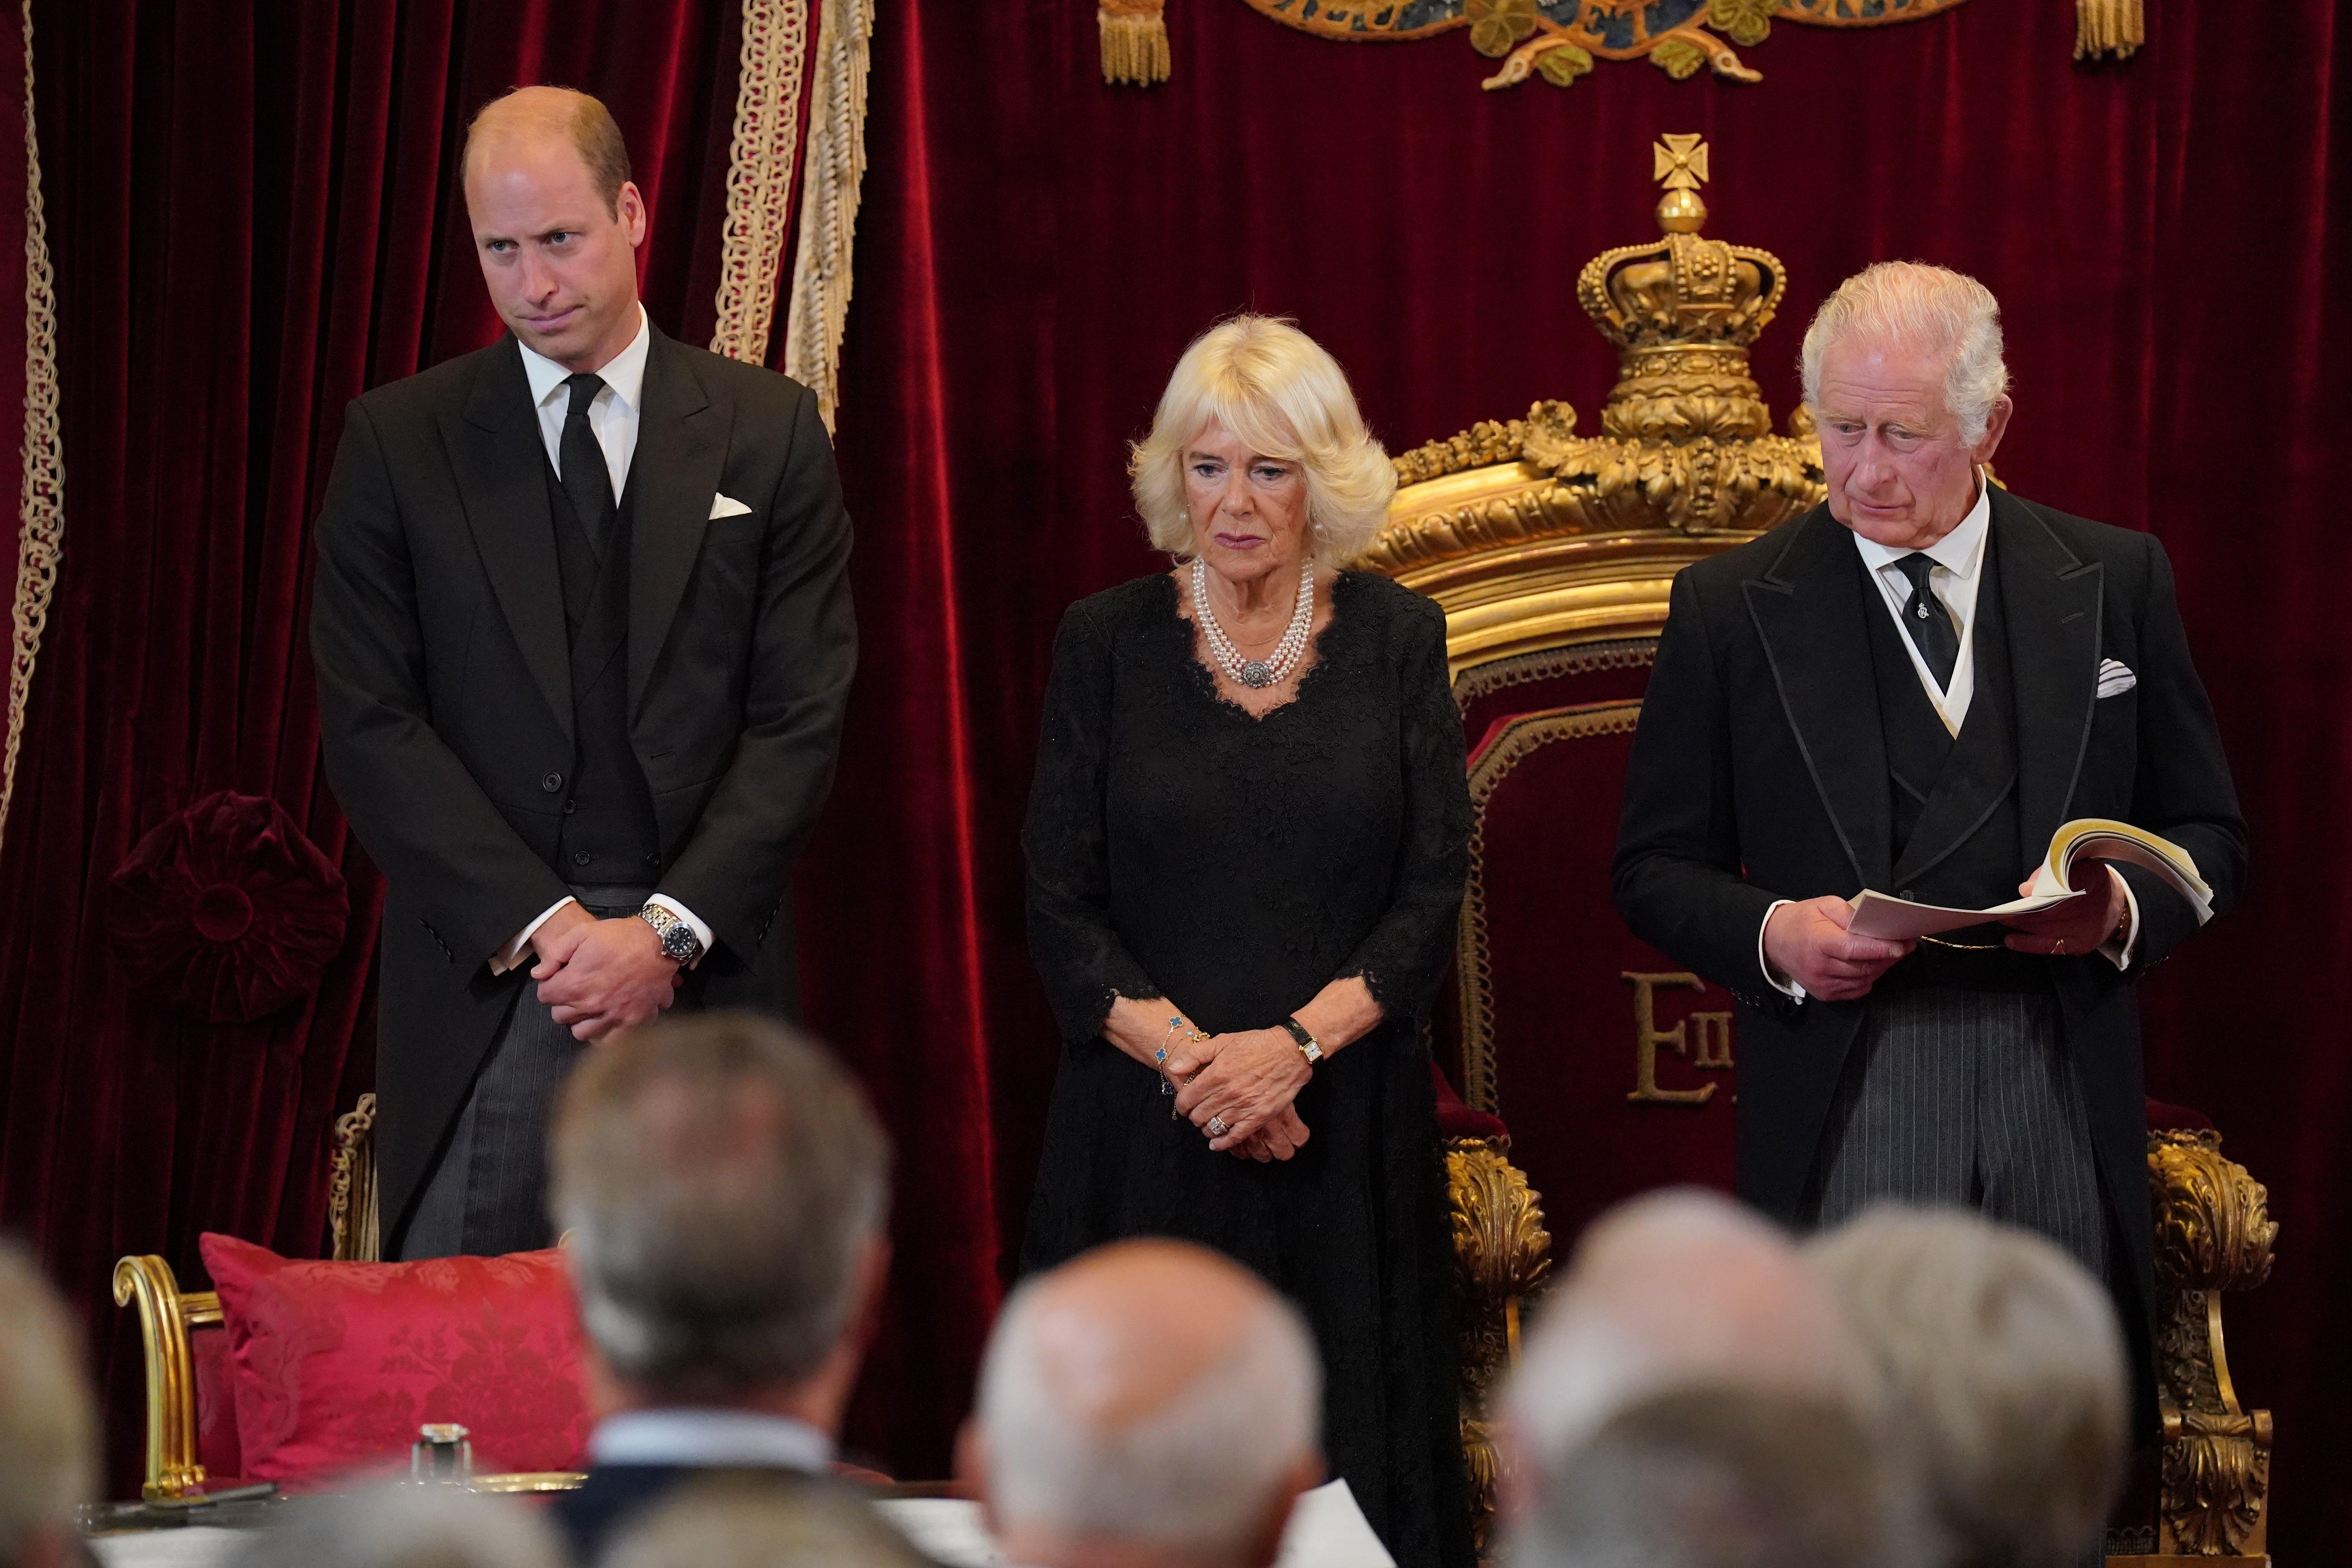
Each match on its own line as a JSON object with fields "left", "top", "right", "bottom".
{"left": 1808, "top": 1206, "right": 2128, "bottom": 1568}
{"left": 1129, "top": 315, "right": 1396, "bottom": 568}
{"left": 0, "top": 1243, "right": 94, "bottom": 1564}
{"left": 1505, "top": 1190, "right": 1877, "bottom": 1475}
{"left": 1513, "top": 1387, "right": 1929, "bottom": 1568}
{"left": 979, "top": 1273, "right": 1321, "bottom": 1555}
{"left": 1800, "top": 261, "right": 2009, "bottom": 444}
{"left": 551, "top": 1015, "right": 890, "bottom": 1401}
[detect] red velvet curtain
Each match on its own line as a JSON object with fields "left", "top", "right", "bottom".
{"left": 804, "top": 0, "right": 2348, "bottom": 1544}
{"left": 1, "top": 0, "right": 2345, "bottom": 1552}
{"left": 0, "top": 0, "right": 744, "bottom": 1492}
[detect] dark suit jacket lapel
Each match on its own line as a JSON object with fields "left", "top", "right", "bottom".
{"left": 1992, "top": 488, "right": 2103, "bottom": 855}
{"left": 441, "top": 339, "right": 570, "bottom": 739}
{"left": 1742, "top": 506, "right": 1892, "bottom": 890}
{"left": 628, "top": 328, "right": 726, "bottom": 718}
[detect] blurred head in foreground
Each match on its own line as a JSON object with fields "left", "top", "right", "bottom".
{"left": 1809, "top": 1205, "right": 2128, "bottom": 1568}
{"left": 228, "top": 1484, "right": 562, "bottom": 1568}
{"left": 551, "top": 1012, "right": 891, "bottom": 1427}
{"left": 0, "top": 1241, "right": 95, "bottom": 1568}
{"left": 965, "top": 1239, "right": 1323, "bottom": 1568}
{"left": 1511, "top": 1386, "right": 1924, "bottom": 1568}
{"left": 600, "top": 1474, "right": 933, "bottom": 1568}
{"left": 1503, "top": 1188, "right": 1877, "bottom": 1505}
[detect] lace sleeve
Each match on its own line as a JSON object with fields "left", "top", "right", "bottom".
{"left": 1022, "top": 600, "right": 1165, "bottom": 1042}
{"left": 1336, "top": 593, "right": 1471, "bottom": 1019}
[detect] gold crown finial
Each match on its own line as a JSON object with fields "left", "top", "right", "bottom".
{"left": 1653, "top": 133, "right": 1708, "bottom": 233}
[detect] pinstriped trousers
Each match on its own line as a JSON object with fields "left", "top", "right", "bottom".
{"left": 1803, "top": 986, "right": 2111, "bottom": 1287}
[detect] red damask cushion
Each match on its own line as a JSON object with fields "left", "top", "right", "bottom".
{"left": 199, "top": 1234, "right": 592, "bottom": 1488}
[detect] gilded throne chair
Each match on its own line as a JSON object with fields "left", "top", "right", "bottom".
{"left": 1365, "top": 136, "right": 2279, "bottom": 1564}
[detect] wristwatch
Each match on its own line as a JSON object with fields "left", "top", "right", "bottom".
{"left": 1279, "top": 1016, "right": 1325, "bottom": 1067}
{"left": 637, "top": 904, "right": 704, "bottom": 966}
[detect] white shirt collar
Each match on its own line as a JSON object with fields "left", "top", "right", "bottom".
{"left": 1851, "top": 468, "right": 1992, "bottom": 581}
{"left": 518, "top": 303, "right": 650, "bottom": 414}
{"left": 589, "top": 1407, "right": 834, "bottom": 1472}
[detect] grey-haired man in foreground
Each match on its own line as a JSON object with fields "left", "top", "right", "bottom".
{"left": 544, "top": 1012, "right": 892, "bottom": 1561}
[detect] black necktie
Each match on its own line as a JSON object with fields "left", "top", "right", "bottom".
{"left": 559, "top": 372, "right": 615, "bottom": 557}
{"left": 1893, "top": 552, "right": 1960, "bottom": 691}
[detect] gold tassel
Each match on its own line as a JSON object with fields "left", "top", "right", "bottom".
{"left": 1100, "top": 0, "right": 1169, "bottom": 87}
{"left": 2074, "top": 0, "right": 2143, "bottom": 61}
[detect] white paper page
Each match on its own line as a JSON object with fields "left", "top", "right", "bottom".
{"left": 875, "top": 1480, "right": 1394, "bottom": 1568}
{"left": 1278, "top": 1479, "right": 1396, "bottom": 1568}
{"left": 89, "top": 1526, "right": 249, "bottom": 1568}
{"left": 875, "top": 1498, "right": 1002, "bottom": 1568}
{"left": 1846, "top": 886, "right": 2080, "bottom": 941}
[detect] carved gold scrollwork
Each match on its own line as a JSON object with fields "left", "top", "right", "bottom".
{"left": 2147, "top": 1127, "right": 2278, "bottom": 1558}
{"left": 1448, "top": 1136, "right": 1553, "bottom": 1554}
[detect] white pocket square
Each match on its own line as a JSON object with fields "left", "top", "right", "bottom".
{"left": 2096, "top": 658, "right": 2136, "bottom": 698}
{"left": 708, "top": 493, "right": 753, "bottom": 520}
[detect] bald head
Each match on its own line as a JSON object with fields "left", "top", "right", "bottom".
{"left": 1505, "top": 1191, "right": 1876, "bottom": 1484}
{"left": 461, "top": 87, "right": 645, "bottom": 373}
{"left": 1022, "top": 1241, "right": 1272, "bottom": 1430}
{"left": 974, "top": 1241, "right": 1321, "bottom": 1566}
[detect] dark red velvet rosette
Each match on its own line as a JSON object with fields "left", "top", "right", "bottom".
{"left": 107, "top": 790, "right": 350, "bottom": 1024}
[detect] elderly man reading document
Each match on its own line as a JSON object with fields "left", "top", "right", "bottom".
{"left": 1612, "top": 262, "right": 2247, "bottom": 1429}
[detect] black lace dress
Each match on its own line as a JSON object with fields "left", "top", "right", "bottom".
{"left": 1020, "top": 570, "right": 1475, "bottom": 1568}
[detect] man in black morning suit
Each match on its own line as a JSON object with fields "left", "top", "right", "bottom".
{"left": 1612, "top": 263, "right": 2245, "bottom": 1424}
{"left": 310, "top": 88, "right": 855, "bottom": 1259}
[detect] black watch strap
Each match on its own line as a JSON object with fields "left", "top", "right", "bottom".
{"left": 1279, "top": 1016, "right": 1324, "bottom": 1065}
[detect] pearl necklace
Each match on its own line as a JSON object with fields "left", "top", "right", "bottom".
{"left": 1192, "top": 557, "right": 1315, "bottom": 690}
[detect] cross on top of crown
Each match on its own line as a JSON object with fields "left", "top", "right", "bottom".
{"left": 1653, "top": 133, "right": 1709, "bottom": 192}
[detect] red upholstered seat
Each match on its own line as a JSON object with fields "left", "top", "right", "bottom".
{"left": 188, "top": 1310, "right": 245, "bottom": 1485}
{"left": 2146, "top": 1097, "right": 2217, "bottom": 1133}
{"left": 1431, "top": 1059, "right": 1508, "bottom": 1143}
{"left": 198, "top": 1234, "right": 593, "bottom": 1489}
{"left": 1438, "top": 641, "right": 1740, "bottom": 1248}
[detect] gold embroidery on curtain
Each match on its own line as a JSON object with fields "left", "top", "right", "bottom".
{"left": 712, "top": 0, "right": 815, "bottom": 365}
{"left": 1, "top": 0, "right": 61, "bottom": 849}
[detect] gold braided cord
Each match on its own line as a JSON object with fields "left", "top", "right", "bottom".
{"left": 0, "top": 0, "right": 60, "bottom": 850}
{"left": 711, "top": 0, "right": 814, "bottom": 365}
{"left": 781, "top": 0, "right": 874, "bottom": 431}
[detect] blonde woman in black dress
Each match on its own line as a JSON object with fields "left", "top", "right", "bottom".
{"left": 1021, "top": 316, "right": 1474, "bottom": 1568}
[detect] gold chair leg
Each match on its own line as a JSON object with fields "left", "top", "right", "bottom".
{"left": 1448, "top": 1137, "right": 1553, "bottom": 1555}
{"left": 111, "top": 1255, "right": 207, "bottom": 1501}
{"left": 2147, "top": 1129, "right": 2276, "bottom": 1560}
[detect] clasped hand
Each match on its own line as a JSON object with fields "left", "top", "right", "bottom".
{"left": 530, "top": 904, "right": 684, "bottom": 1042}
{"left": 1167, "top": 1028, "right": 1313, "bottom": 1161}
{"left": 1764, "top": 862, "right": 2130, "bottom": 1002}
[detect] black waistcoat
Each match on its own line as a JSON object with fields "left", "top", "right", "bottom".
{"left": 1861, "top": 545, "right": 2044, "bottom": 992}
{"left": 545, "top": 464, "right": 662, "bottom": 885}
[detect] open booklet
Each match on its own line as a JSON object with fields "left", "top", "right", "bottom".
{"left": 1845, "top": 818, "right": 2214, "bottom": 942}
